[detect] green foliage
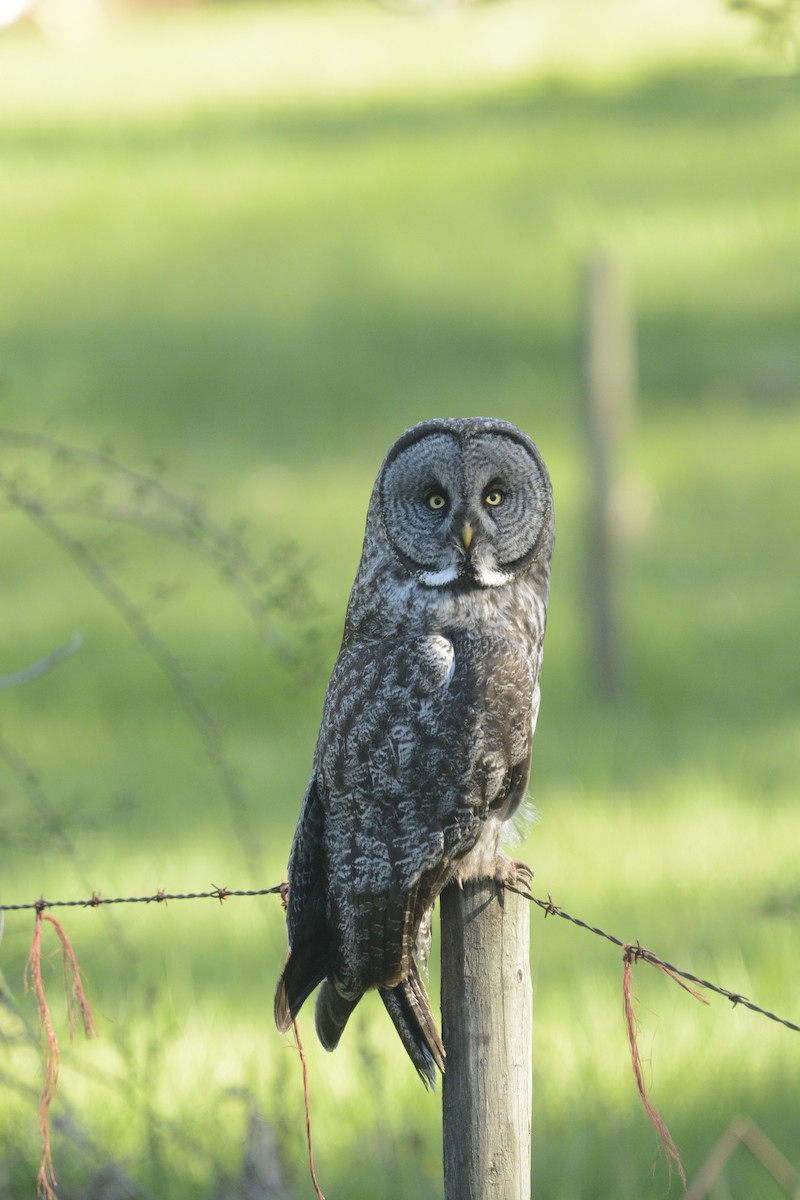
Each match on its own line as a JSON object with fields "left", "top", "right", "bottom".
{"left": 728, "top": 0, "right": 800, "bottom": 59}
{"left": 0, "top": 2, "right": 798, "bottom": 1197}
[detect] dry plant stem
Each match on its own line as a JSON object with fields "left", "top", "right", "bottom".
{"left": 0, "top": 427, "right": 314, "bottom": 652}
{"left": 0, "top": 472, "right": 262, "bottom": 876}
{"left": 24, "top": 910, "right": 97, "bottom": 1200}
{"left": 0, "top": 632, "right": 82, "bottom": 692}
{"left": 684, "top": 1115, "right": 800, "bottom": 1200}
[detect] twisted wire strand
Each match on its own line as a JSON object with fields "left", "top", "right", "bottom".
{"left": 2, "top": 882, "right": 797, "bottom": 1033}
{"left": 510, "top": 887, "right": 800, "bottom": 1034}
{"left": 0, "top": 886, "right": 284, "bottom": 912}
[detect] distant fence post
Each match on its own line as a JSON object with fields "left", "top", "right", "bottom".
{"left": 440, "top": 879, "right": 532, "bottom": 1200}
{"left": 580, "top": 252, "right": 636, "bottom": 698}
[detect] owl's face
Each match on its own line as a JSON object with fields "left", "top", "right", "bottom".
{"left": 378, "top": 418, "right": 552, "bottom": 589}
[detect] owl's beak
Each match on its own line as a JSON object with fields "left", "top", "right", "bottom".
{"left": 461, "top": 522, "right": 474, "bottom": 551}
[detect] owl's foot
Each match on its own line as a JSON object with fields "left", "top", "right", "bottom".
{"left": 502, "top": 857, "right": 534, "bottom": 898}
{"left": 451, "top": 850, "right": 534, "bottom": 892}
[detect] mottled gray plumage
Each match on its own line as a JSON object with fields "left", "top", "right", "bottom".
{"left": 274, "top": 416, "right": 554, "bottom": 1085}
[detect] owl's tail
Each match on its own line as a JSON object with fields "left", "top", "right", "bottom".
{"left": 313, "top": 964, "right": 445, "bottom": 1089}
{"left": 380, "top": 963, "right": 446, "bottom": 1089}
{"left": 314, "top": 979, "right": 361, "bottom": 1053}
{"left": 274, "top": 927, "right": 332, "bottom": 1035}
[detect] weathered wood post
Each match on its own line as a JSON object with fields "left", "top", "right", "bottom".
{"left": 440, "top": 879, "right": 532, "bottom": 1200}
{"left": 580, "top": 253, "right": 636, "bottom": 698}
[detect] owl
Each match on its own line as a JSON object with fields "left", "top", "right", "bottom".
{"left": 274, "top": 416, "right": 554, "bottom": 1086}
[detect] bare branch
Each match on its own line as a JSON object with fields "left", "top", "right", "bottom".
{"left": 0, "top": 428, "right": 320, "bottom": 663}
{"left": 0, "top": 633, "right": 83, "bottom": 694}
{"left": 0, "top": 472, "right": 264, "bottom": 876}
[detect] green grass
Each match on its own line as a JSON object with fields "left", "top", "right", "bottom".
{"left": 1, "top": 2, "right": 799, "bottom": 1197}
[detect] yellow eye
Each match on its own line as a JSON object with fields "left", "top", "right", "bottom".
{"left": 427, "top": 493, "right": 447, "bottom": 511}
{"left": 484, "top": 489, "right": 504, "bottom": 507}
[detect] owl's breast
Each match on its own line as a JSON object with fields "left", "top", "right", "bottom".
{"left": 316, "top": 630, "right": 534, "bottom": 810}
{"left": 316, "top": 636, "right": 457, "bottom": 796}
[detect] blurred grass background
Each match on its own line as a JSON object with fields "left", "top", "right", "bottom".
{"left": 1, "top": 0, "right": 798, "bottom": 1196}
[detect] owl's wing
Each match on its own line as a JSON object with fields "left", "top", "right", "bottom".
{"left": 318, "top": 633, "right": 536, "bottom": 990}
{"left": 274, "top": 774, "right": 331, "bottom": 1033}
{"left": 482, "top": 639, "right": 541, "bottom": 825}
{"left": 488, "top": 751, "right": 531, "bottom": 821}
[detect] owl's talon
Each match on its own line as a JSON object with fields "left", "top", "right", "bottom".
{"left": 487, "top": 854, "right": 533, "bottom": 892}
{"left": 507, "top": 860, "right": 534, "bottom": 897}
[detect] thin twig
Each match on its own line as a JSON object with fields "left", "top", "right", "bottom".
{"left": 0, "top": 472, "right": 263, "bottom": 876}
{"left": 0, "top": 633, "right": 83, "bottom": 693}
{"left": 0, "top": 428, "right": 318, "bottom": 653}
{"left": 0, "top": 732, "right": 88, "bottom": 871}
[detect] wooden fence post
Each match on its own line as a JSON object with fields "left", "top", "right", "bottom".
{"left": 440, "top": 879, "right": 532, "bottom": 1200}
{"left": 580, "top": 252, "right": 636, "bottom": 698}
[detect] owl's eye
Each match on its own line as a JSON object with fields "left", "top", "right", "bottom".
{"left": 484, "top": 489, "right": 504, "bottom": 508}
{"left": 426, "top": 492, "right": 448, "bottom": 511}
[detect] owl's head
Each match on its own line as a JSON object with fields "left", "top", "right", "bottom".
{"left": 376, "top": 417, "right": 553, "bottom": 589}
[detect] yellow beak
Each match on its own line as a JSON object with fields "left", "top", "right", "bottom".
{"left": 461, "top": 522, "right": 474, "bottom": 551}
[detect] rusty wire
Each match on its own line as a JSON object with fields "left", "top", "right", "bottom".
{"left": 1, "top": 882, "right": 798, "bottom": 1034}
{"left": 509, "top": 886, "right": 800, "bottom": 1034}
{"left": 0, "top": 886, "right": 284, "bottom": 913}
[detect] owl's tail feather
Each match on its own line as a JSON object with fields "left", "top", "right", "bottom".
{"left": 315, "top": 979, "right": 361, "bottom": 1052}
{"left": 274, "top": 936, "right": 332, "bottom": 1034}
{"left": 380, "top": 962, "right": 445, "bottom": 1090}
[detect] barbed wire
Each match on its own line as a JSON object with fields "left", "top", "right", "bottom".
{"left": 0, "top": 886, "right": 285, "bottom": 913}
{"left": 2, "top": 881, "right": 797, "bottom": 1034}
{"left": 511, "top": 887, "right": 800, "bottom": 1034}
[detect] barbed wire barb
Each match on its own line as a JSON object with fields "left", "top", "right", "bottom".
{"left": 2, "top": 878, "right": 797, "bottom": 1200}
{"left": 0, "top": 886, "right": 285, "bottom": 913}
{"left": 504, "top": 883, "right": 800, "bottom": 1034}
{"left": 2, "top": 882, "right": 797, "bottom": 1036}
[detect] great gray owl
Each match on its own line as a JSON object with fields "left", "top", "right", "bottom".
{"left": 274, "top": 416, "right": 553, "bottom": 1086}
